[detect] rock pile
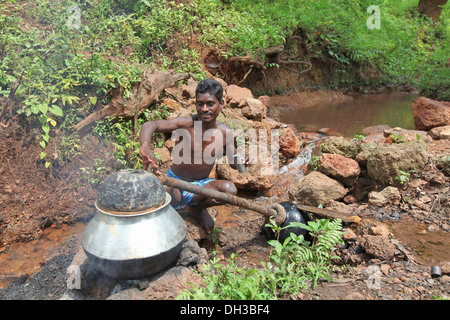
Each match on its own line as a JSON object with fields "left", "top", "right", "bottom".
{"left": 289, "top": 124, "right": 448, "bottom": 212}
{"left": 287, "top": 96, "right": 449, "bottom": 270}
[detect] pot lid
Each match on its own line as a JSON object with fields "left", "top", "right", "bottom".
{"left": 97, "top": 169, "right": 166, "bottom": 212}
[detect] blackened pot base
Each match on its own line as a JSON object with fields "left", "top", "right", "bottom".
{"left": 83, "top": 239, "right": 185, "bottom": 279}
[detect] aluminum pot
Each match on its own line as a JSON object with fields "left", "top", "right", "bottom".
{"left": 81, "top": 170, "right": 187, "bottom": 279}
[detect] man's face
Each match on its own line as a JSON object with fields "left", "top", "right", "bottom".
{"left": 195, "top": 93, "right": 223, "bottom": 123}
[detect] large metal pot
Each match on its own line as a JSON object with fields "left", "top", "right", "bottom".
{"left": 81, "top": 170, "right": 187, "bottom": 279}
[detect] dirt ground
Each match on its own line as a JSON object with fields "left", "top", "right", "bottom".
{"left": 0, "top": 123, "right": 122, "bottom": 247}
{"left": 0, "top": 115, "right": 449, "bottom": 301}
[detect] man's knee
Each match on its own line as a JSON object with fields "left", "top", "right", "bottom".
{"left": 166, "top": 186, "right": 182, "bottom": 205}
{"left": 220, "top": 180, "right": 237, "bottom": 195}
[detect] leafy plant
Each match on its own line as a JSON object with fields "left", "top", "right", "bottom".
{"left": 351, "top": 134, "right": 366, "bottom": 143}
{"left": 309, "top": 155, "right": 320, "bottom": 171}
{"left": 92, "top": 106, "right": 171, "bottom": 168}
{"left": 280, "top": 219, "right": 345, "bottom": 289}
{"left": 178, "top": 252, "right": 274, "bottom": 300}
{"left": 395, "top": 170, "right": 410, "bottom": 185}
{"left": 79, "top": 158, "right": 111, "bottom": 187}
{"left": 177, "top": 218, "right": 344, "bottom": 300}
{"left": 389, "top": 133, "right": 406, "bottom": 144}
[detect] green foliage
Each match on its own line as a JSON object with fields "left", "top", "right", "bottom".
{"left": 395, "top": 169, "right": 410, "bottom": 185}
{"left": 226, "top": 0, "right": 449, "bottom": 91}
{"left": 178, "top": 253, "right": 274, "bottom": 300}
{"left": 278, "top": 219, "right": 345, "bottom": 289}
{"left": 0, "top": 0, "right": 192, "bottom": 168}
{"left": 177, "top": 218, "right": 344, "bottom": 300}
{"left": 1, "top": 0, "right": 448, "bottom": 171}
{"left": 389, "top": 133, "right": 406, "bottom": 144}
{"left": 92, "top": 106, "right": 170, "bottom": 168}
{"left": 309, "top": 155, "right": 320, "bottom": 171}
{"left": 80, "top": 158, "right": 111, "bottom": 187}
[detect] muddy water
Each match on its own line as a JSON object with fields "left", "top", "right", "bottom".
{"left": 0, "top": 223, "right": 86, "bottom": 289}
{"left": 271, "top": 92, "right": 417, "bottom": 137}
{"left": 387, "top": 217, "right": 450, "bottom": 266}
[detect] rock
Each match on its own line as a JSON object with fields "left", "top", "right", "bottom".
{"left": 176, "top": 239, "right": 208, "bottom": 268}
{"left": 361, "top": 235, "right": 396, "bottom": 261}
{"left": 343, "top": 292, "right": 366, "bottom": 300}
{"left": 288, "top": 171, "right": 347, "bottom": 207}
{"left": 217, "top": 107, "right": 254, "bottom": 132}
{"left": 279, "top": 126, "right": 301, "bottom": 158}
{"left": 257, "top": 95, "right": 270, "bottom": 107}
{"left": 240, "top": 97, "right": 267, "bottom": 121}
{"left": 214, "top": 77, "right": 228, "bottom": 91}
{"left": 325, "top": 200, "right": 352, "bottom": 214}
{"left": 412, "top": 97, "right": 450, "bottom": 130}
{"left": 318, "top": 153, "right": 361, "bottom": 187}
{"left": 369, "top": 224, "right": 392, "bottom": 237}
{"left": 298, "top": 131, "right": 322, "bottom": 142}
{"left": 160, "top": 98, "right": 182, "bottom": 112}
{"left": 343, "top": 194, "right": 358, "bottom": 204}
{"left": 167, "top": 105, "right": 196, "bottom": 119}
{"left": 409, "top": 178, "right": 428, "bottom": 189}
{"left": 320, "top": 136, "right": 359, "bottom": 158}
{"left": 438, "top": 261, "right": 450, "bottom": 275}
{"left": 132, "top": 266, "right": 203, "bottom": 300}
{"left": 427, "top": 224, "right": 439, "bottom": 232}
{"left": 380, "top": 264, "right": 390, "bottom": 276}
{"left": 428, "top": 125, "right": 450, "bottom": 140}
{"left": 181, "top": 78, "right": 198, "bottom": 99}
{"left": 216, "top": 156, "right": 274, "bottom": 191}
{"left": 361, "top": 125, "right": 392, "bottom": 135}
{"left": 383, "top": 127, "right": 433, "bottom": 143}
{"left": 412, "top": 199, "right": 431, "bottom": 211}
{"left": 366, "top": 141, "right": 429, "bottom": 186}
{"left": 68, "top": 248, "right": 119, "bottom": 300}
{"left": 436, "top": 155, "right": 450, "bottom": 176}
{"left": 355, "top": 142, "right": 377, "bottom": 167}
{"left": 368, "top": 186, "right": 401, "bottom": 206}
{"left": 226, "top": 84, "right": 253, "bottom": 107}
{"left": 260, "top": 117, "right": 282, "bottom": 130}
{"left": 342, "top": 228, "right": 358, "bottom": 241}
{"left": 106, "top": 287, "right": 141, "bottom": 300}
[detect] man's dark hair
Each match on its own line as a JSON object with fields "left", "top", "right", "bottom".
{"left": 195, "top": 79, "right": 223, "bottom": 102}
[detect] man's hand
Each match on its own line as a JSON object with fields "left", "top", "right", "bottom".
{"left": 139, "top": 144, "right": 161, "bottom": 175}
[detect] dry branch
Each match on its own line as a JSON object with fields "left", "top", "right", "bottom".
{"left": 74, "top": 70, "right": 189, "bottom": 137}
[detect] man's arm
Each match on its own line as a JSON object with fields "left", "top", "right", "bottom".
{"left": 139, "top": 117, "right": 192, "bottom": 174}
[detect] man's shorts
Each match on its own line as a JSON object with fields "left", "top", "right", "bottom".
{"left": 167, "top": 168, "right": 215, "bottom": 210}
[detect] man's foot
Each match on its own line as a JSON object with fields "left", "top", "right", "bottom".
{"left": 189, "top": 207, "right": 215, "bottom": 234}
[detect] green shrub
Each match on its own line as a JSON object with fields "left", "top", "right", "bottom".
{"left": 177, "top": 218, "right": 344, "bottom": 300}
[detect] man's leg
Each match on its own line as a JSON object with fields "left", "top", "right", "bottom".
{"left": 188, "top": 180, "right": 237, "bottom": 233}
{"left": 166, "top": 186, "right": 182, "bottom": 208}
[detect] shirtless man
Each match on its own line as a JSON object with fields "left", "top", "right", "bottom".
{"left": 139, "top": 79, "right": 248, "bottom": 233}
